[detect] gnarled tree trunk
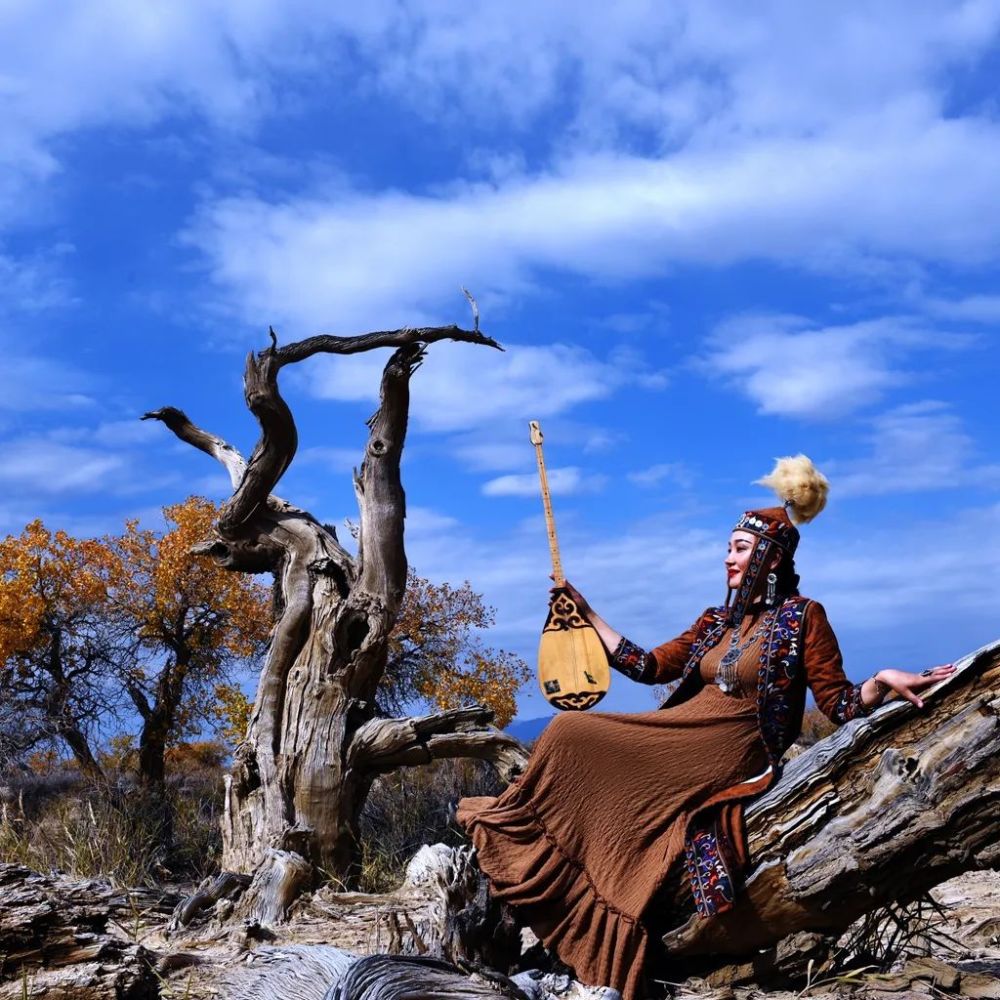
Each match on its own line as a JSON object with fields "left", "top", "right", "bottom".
{"left": 144, "top": 319, "right": 527, "bottom": 888}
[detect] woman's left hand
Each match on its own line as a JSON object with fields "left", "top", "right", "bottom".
{"left": 874, "top": 664, "right": 956, "bottom": 709}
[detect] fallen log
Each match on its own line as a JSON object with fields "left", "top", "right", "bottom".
{"left": 659, "top": 636, "right": 1000, "bottom": 978}
{"left": 0, "top": 863, "right": 178, "bottom": 999}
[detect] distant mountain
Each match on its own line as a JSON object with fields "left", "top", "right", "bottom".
{"left": 505, "top": 715, "right": 554, "bottom": 744}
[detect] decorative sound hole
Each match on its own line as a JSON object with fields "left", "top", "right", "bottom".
{"left": 551, "top": 691, "right": 605, "bottom": 711}
{"left": 547, "top": 594, "right": 586, "bottom": 631}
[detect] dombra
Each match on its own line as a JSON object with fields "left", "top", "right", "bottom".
{"left": 530, "top": 420, "right": 610, "bottom": 711}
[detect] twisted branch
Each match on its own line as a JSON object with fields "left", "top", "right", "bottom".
{"left": 348, "top": 707, "right": 529, "bottom": 783}
{"left": 272, "top": 325, "right": 501, "bottom": 368}
{"left": 140, "top": 407, "right": 247, "bottom": 489}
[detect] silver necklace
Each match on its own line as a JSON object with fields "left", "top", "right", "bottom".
{"left": 714, "top": 608, "right": 775, "bottom": 696}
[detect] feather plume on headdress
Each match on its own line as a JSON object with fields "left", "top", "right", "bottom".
{"left": 755, "top": 454, "right": 829, "bottom": 525}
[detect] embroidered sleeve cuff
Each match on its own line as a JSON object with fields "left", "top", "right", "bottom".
{"left": 610, "top": 636, "right": 655, "bottom": 683}
{"left": 831, "top": 683, "right": 873, "bottom": 725}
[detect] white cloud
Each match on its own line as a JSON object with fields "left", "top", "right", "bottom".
{"left": 0, "top": 3, "right": 995, "bottom": 326}
{"left": 296, "top": 446, "right": 362, "bottom": 472}
{"left": 0, "top": 247, "right": 76, "bottom": 314}
{"left": 482, "top": 466, "right": 606, "bottom": 498}
{"left": 699, "top": 314, "right": 965, "bottom": 419}
{"left": 0, "top": 336, "right": 94, "bottom": 412}
{"left": 451, "top": 437, "right": 529, "bottom": 473}
{"left": 628, "top": 462, "right": 694, "bottom": 489}
{"left": 0, "top": 439, "right": 126, "bottom": 494}
{"left": 187, "top": 112, "right": 1000, "bottom": 332}
{"left": 833, "top": 401, "right": 1000, "bottom": 497}
{"left": 49, "top": 419, "right": 163, "bottom": 447}
{"left": 918, "top": 293, "right": 1000, "bottom": 324}
{"left": 801, "top": 502, "right": 1000, "bottom": 647}
{"left": 300, "top": 342, "right": 634, "bottom": 433}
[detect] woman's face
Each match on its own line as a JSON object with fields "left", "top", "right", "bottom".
{"left": 725, "top": 530, "right": 757, "bottom": 589}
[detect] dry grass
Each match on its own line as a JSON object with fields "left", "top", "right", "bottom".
{"left": 0, "top": 749, "right": 503, "bottom": 893}
{"left": 0, "top": 765, "right": 223, "bottom": 886}
{"left": 358, "top": 756, "right": 503, "bottom": 893}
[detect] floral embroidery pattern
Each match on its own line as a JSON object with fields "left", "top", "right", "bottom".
{"left": 831, "top": 682, "right": 871, "bottom": 724}
{"left": 755, "top": 596, "right": 809, "bottom": 765}
{"left": 684, "top": 822, "right": 735, "bottom": 917}
{"left": 610, "top": 636, "right": 654, "bottom": 682}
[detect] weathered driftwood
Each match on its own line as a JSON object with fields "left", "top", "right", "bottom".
{"left": 0, "top": 863, "right": 177, "bottom": 999}
{"left": 659, "top": 637, "right": 1000, "bottom": 978}
{"left": 144, "top": 317, "right": 525, "bottom": 888}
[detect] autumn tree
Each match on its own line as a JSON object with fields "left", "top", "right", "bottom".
{"left": 105, "top": 497, "right": 271, "bottom": 812}
{"left": 381, "top": 571, "right": 529, "bottom": 728}
{"left": 0, "top": 521, "right": 121, "bottom": 781}
{"left": 0, "top": 501, "right": 271, "bottom": 823}
{"left": 144, "top": 320, "right": 528, "bottom": 891}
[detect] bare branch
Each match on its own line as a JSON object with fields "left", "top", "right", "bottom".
{"left": 348, "top": 707, "right": 529, "bottom": 782}
{"left": 219, "top": 347, "right": 297, "bottom": 536}
{"left": 272, "top": 324, "right": 501, "bottom": 369}
{"left": 141, "top": 407, "right": 247, "bottom": 490}
{"left": 461, "top": 287, "right": 480, "bottom": 332}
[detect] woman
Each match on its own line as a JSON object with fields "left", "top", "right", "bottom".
{"left": 457, "top": 456, "right": 954, "bottom": 1000}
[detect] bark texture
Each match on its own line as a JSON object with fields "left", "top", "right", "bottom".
{"left": 0, "top": 863, "right": 176, "bottom": 999}
{"left": 145, "top": 321, "right": 519, "bottom": 885}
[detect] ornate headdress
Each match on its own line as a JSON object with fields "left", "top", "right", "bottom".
{"left": 728, "top": 455, "right": 829, "bottom": 623}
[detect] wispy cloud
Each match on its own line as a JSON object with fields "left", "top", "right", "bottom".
{"left": 833, "top": 401, "right": 1000, "bottom": 497}
{"left": 296, "top": 446, "right": 362, "bottom": 473}
{"left": 187, "top": 117, "right": 1000, "bottom": 332}
{"left": 0, "top": 438, "right": 126, "bottom": 494}
{"left": 917, "top": 292, "right": 1000, "bottom": 324}
{"left": 699, "top": 314, "right": 967, "bottom": 419}
{"left": 2, "top": 348, "right": 94, "bottom": 412}
{"left": 628, "top": 462, "right": 694, "bottom": 490}
{"left": 482, "top": 466, "right": 606, "bottom": 497}
{"left": 299, "top": 342, "right": 637, "bottom": 434}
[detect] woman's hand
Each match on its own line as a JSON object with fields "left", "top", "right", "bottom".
{"left": 869, "top": 664, "right": 956, "bottom": 709}
{"left": 551, "top": 577, "right": 593, "bottom": 618}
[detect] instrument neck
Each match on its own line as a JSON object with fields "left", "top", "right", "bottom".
{"left": 532, "top": 439, "right": 564, "bottom": 586}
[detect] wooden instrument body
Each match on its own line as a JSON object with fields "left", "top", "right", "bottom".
{"left": 538, "top": 588, "right": 610, "bottom": 710}
{"left": 529, "top": 420, "right": 610, "bottom": 711}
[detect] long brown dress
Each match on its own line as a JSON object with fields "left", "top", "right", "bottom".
{"left": 457, "top": 609, "right": 793, "bottom": 1000}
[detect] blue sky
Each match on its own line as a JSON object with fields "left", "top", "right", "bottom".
{"left": 2, "top": 1, "right": 999, "bottom": 721}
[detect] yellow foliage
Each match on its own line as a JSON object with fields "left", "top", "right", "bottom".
{"left": 0, "top": 519, "right": 121, "bottom": 665}
{"left": 109, "top": 497, "right": 271, "bottom": 663}
{"left": 102, "top": 734, "right": 137, "bottom": 772}
{"left": 1, "top": 499, "right": 272, "bottom": 767}
{"left": 386, "top": 571, "right": 530, "bottom": 728}
{"left": 164, "top": 740, "right": 227, "bottom": 772}
{"left": 212, "top": 683, "right": 253, "bottom": 749}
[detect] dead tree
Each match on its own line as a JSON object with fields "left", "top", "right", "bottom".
{"left": 143, "top": 320, "right": 527, "bottom": 888}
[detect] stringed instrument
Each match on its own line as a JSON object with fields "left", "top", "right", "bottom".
{"left": 530, "top": 420, "right": 610, "bottom": 711}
